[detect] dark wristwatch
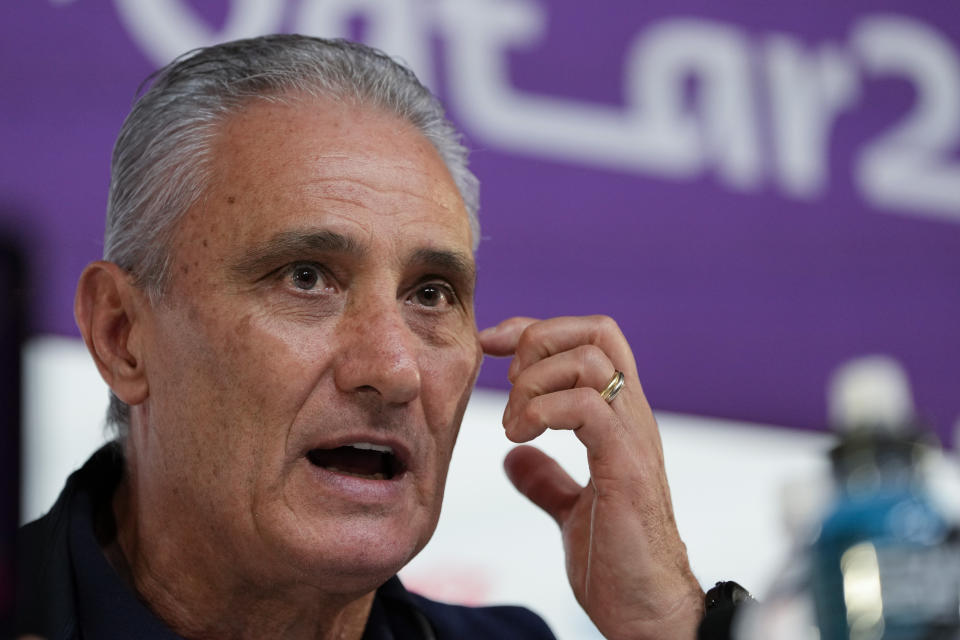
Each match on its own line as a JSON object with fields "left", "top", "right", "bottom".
{"left": 697, "top": 581, "right": 754, "bottom": 640}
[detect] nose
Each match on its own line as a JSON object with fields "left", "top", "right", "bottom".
{"left": 333, "top": 302, "right": 421, "bottom": 405}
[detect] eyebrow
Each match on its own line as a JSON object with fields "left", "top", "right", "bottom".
{"left": 231, "top": 230, "right": 365, "bottom": 278}
{"left": 229, "top": 229, "right": 476, "bottom": 286}
{"left": 409, "top": 247, "right": 477, "bottom": 289}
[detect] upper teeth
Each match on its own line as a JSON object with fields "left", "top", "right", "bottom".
{"left": 347, "top": 442, "right": 393, "bottom": 454}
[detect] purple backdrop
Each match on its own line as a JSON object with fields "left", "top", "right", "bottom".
{"left": 2, "top": 1, "right": 958, "bottom": 443}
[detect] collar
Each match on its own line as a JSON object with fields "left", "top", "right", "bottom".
{"left": 67, "top": 443, "right": 184, "bottom": 639}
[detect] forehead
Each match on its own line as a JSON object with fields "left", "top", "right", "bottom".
{"left": 177, "top": 96, "right": 473, "bottom": 264}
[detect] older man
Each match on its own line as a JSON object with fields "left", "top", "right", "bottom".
{"left": 18, "top": 35, "right": 729, "bottom": 639}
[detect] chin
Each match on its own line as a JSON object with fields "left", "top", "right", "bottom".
{"left": 266, "top": 510, "right": 437, "bottom": 594}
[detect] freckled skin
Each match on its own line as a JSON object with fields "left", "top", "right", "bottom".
{"left": 117, "top": 98, "right": 483, "bottom": 638}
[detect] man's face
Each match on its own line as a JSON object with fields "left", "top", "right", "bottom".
{"left": 131, "top": 97, "right": 482, "bottom": 593}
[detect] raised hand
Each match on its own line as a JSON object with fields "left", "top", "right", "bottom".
{"left": 480, "top": 316, "right": 704, "bottom": 640}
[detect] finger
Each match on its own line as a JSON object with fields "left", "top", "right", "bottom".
{"left": 507, "top": 344, "right": 614, "bottom": 399}
{"left": 509, "top": 315, "right": 636, "bottom": 381}
{"left": 478, "top": 316, "right": 539, "bottom": 357}
{"left": 503, "top": 445, "right": 581, "bottom": 527}
{"left": 506, "top": 386, "right": 621, "bottom": 450}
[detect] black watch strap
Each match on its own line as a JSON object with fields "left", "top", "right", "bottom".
{"left": 697, "top": 581, "right": 754, "bottom": 640}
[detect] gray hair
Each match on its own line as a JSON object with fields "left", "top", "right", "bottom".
{"left": 103, "top": 34, "right": 480, "bottom": 440}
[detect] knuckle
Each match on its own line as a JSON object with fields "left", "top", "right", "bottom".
{"left": 521, "top": 397, "right": 545, "bottom": 426}
{"left": 516, "top": 322, "right": 543, "bottom": 352}
{"left": 510, "top": 376, "right": 538, "bottom": 402}
{"left": 568, "top": 387, "right": 600, "bottom": 414}
{"left": 577, "top": 344, "right": 609, "bottom": 371}
{"left": 592, "top": 314, "right": 619, "bottom": 334}
{"left": 576, "top": 386, "right": 601, "bottom": 405}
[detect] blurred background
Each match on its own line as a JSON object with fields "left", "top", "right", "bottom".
{"left": 2, "top": 1, "right": 959, "bottom": 637}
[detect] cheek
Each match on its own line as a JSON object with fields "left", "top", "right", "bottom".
{"left": 419, "top": 334, "right": 482, "bottom": 453}
{"left": 149, "top": 304, "right": 334, "bottom": 469}
{"left": 215, "top": 313, "right": 340, "bottom": 444}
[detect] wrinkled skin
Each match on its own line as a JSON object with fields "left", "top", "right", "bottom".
{"left": 76, "top": 95, "right": 703, "bottom": 640}
{"left": 481, "top": 316, "right": 704, "bottom": 640}
{"left": 77, "top": 97, "right": 482, "bottom": 638}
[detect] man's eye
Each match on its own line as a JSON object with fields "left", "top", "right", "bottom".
{"left": 288, "top": 264, "right": 324, "bottom": 291}
{"left": 412, "top": 284, "right": 455, "bottom": 308}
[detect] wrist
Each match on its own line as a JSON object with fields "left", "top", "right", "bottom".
{"left": 612, "top": 579, "right": 704, "bottom": 640}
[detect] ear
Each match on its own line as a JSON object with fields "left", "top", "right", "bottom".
{"left": 74, "top": 261, "right": 150, "bottom": 406}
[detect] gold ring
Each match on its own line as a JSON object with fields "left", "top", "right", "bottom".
{"left": 599, "top": 370, "right": 625, "bottom": 403}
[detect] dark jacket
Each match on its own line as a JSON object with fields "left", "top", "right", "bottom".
{"left": 16, "top": 443, "right": 555, "bottom": 640}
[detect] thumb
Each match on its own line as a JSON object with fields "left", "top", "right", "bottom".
{"left": 503, "top": 445, "right": 581, "bottom": 527}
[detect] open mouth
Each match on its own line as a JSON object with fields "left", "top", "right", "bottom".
{"left": 306, "top": 443, "right": 406, "bottom": 480}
